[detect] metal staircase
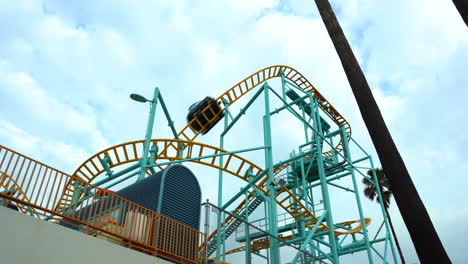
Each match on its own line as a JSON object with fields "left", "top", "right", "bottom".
{"left": 207, "top": 195, "right": 264, "bottom": 256}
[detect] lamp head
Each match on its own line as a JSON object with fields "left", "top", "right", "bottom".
{"left": 130, "top": 93, "right": 149, "bottom": 103}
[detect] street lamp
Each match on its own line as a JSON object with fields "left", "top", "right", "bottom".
{"left": 130, "top": 93, "right": 151, "bottom": 103}
{"left": 130, "top": 88, "right": 160, "bottom": 181}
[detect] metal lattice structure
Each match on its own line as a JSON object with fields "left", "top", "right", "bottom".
{"left": 0, "top": 66, "right": 398, "bottom": 264}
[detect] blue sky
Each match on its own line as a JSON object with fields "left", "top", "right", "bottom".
{"left": 1, "top": 0, "right": 467, "bottom": 263}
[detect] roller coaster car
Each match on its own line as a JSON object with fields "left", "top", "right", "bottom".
{"left": 187, "top": 97, "right": 224, "bottom": 135}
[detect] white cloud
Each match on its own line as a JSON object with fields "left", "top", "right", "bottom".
{"left": 0, "top": 120, "right": 89, "bottom": 172}
{"left": 0, "top": 120, "right": 40, "bottom": 152}
{"left": 0, "top": 61, "right": 109, "bottom": 153}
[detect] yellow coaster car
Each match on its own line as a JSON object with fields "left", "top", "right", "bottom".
{"left": 187, "top": 96, "right": 225, "bottom": 134}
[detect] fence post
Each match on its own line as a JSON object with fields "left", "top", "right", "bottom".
{"left": 204, "top": 199, "right": 210, "bottom": 264}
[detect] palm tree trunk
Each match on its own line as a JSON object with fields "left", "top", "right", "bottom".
{"left": 313, "top": 0, "right": 451, "bottom": 263}
{"left": 384, "top": 205, "right": 406, "bottom": 264}
{"left": 453, "top": 0, "right": 468, "bottom": 27}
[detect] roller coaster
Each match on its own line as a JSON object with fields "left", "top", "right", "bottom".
{"left": 0, "top": 65, "right": 398, "bottom": 263}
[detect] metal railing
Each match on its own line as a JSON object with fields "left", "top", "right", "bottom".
{"left": 235, "top": 212, "right": 297, "bottom": 240}
{"left": 0, "top": 145, "right": 205, "bottom": 264}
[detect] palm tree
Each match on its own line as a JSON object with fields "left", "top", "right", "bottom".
{"left": 313, "top": 0, "right": 451, "bottom": 263}
{"left": 453, "top": 0, "right": 468, "bottom": 27}
{"left": 363, "top": 168, "right": 405, "bottom": 264}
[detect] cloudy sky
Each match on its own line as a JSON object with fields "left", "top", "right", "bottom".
{"left": 1, "top": 0, "right": 467, "bottom": 263}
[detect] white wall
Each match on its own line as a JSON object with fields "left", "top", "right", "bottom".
{"left": 0, "top": 206, "right": 172, "bottom": 264}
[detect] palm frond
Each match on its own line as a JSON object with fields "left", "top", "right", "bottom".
{"left": 362, "top": 177, "right": 374, "bottom": 187}
{"left": 364, "top": 186, "right": 376, "bottom": 201}
{"left": 364, "top": 168, "right": 395, "bottom": 209}
{"left": 376, "top": 190, "right": 391, "bottom": 208}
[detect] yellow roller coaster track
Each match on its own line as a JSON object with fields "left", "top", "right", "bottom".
{"left": 179, "top": 65, "right": 351, "bottom": 157}
{"left": 220, "top": 218, "right": 372, "bottom": 257}
{"left": 0, "top": 171, "right": 40, "bottom": 216}
{"left": 222, "top": 234, "right": 295, "bottom": 257}
{"left": 56, "top": 138, "right": 369, "bottom": 256}
{"left": 56, "top": 139, "right": 327, "bottom": 231}
{"left": 155, "top": 65, "right": 351, "bottom": 179}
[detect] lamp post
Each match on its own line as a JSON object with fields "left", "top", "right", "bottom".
{"left": 130, "top": 87, "right": 160, "bottom": 181}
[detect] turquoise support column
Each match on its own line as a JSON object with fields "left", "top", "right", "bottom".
{"left": 156, "top": 169, "right": 168, "bottom": 214}
{"left": 157, "top": 93, "right": 179, "bottom": 140}
{"left": 264, "top": 201, "right": 270, "bottom": 264}
{"left": 310, "top": 97, "right": 340, "bottom": 263}
{"left": 262, "top": 82, "right": 280, "bottom": 263}
{"left": 138, "top": 87, "right": 159, "bottom": 181}
{"left": 245, "top": 191, "right": 252, "bottom": 264}
{"left": 291, "top": 210, "right": 328, "bottom": 264}
{"left": 67, "top": 181, "right": 81, "bottom": 216}
{"left": 369, "top": 156, "right": 399, "bottom": 263}
{"left": 340, "top": 125, "right": 374, "bottom": 263}
{"left": 216, "top": 101, "right": 230, "bottom": 260}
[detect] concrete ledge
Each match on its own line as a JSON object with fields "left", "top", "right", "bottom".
{"left": 0, "top": 206, "right": 172, "bottom": 264}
